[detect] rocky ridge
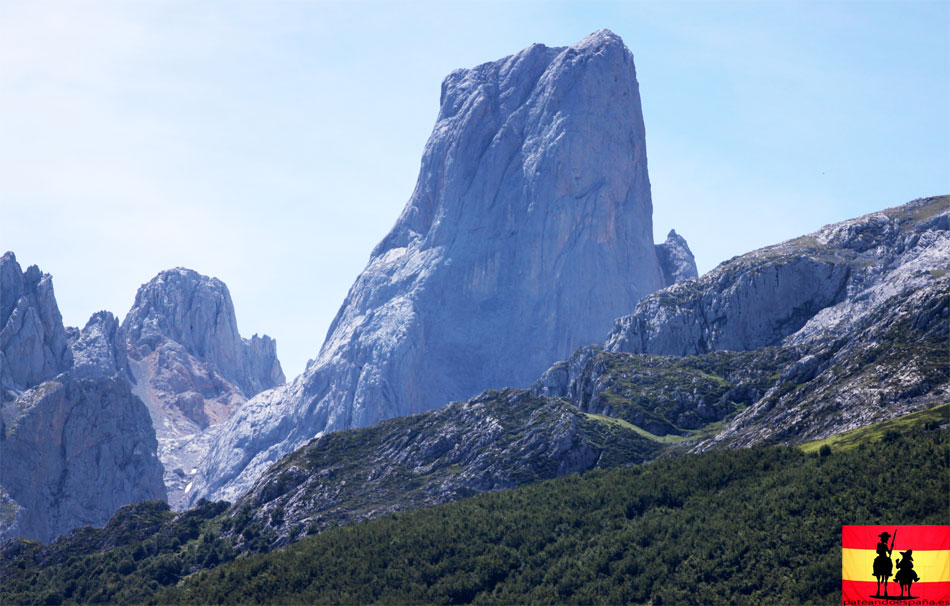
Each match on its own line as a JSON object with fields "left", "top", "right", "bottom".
{"left": 606, "top": 196, "right": 948, "bottom": 356}
{"left": 0, "top": 254, "right": 284, "bottom": 541}
{"left": 227, "top": 389, "right": 660, "bottom": 548}
{"left": 560, "top": 196, "right": 950, "bottom": 448}
{"left": 193, "top": 29, "right": 693, "bottom": 504}
{"left": 698, "top": 275, "right": 948, "bottom": 449}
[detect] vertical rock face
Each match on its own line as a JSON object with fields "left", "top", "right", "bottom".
{"left": 0, "top": 252, "right": 71, "bottom": 399}
{"left": 68, "top": 311, "right": 129, "bottom": 380}
{"left": 0, "top": 376, "right": 166, "bottom": 544}
{"left": 0, "top": 255, "right": 167, "bottom": 543}
{"left": 120, "top": 268, "right": 285, "bottom": 508}
{"left": 0, "top": 255, "right": 285, "bottom": 538}
{"left": 123, "top": 268, "right": 284, "bottom": 398}
{"left": 195, "top": 30, "right": 673, "bottom": 503}
{"left": 655, "top": 229, "right": 698, "bottom": 286}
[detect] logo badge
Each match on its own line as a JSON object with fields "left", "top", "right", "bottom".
{"left": 843, "top": 525, "right": 950, "bottom": 604}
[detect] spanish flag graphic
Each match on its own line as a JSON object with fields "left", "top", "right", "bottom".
{"left": 843, "top": 525, "right": 950, "bottom": 604}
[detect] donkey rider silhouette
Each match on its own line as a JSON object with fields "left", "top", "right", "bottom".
{"left": 894, "top": 549, "right": 920, "bottom": 598}
{"left": 873, "top": 531, "right": 895, "bottom": 598}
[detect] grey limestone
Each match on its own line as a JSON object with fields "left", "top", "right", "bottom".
{"left": 0, "top": 252, "right": 71, "bottom": 399}
{"left": 0, "top": 376, "right": 165, "bottom": 544}
{"left": 192, "top": 30, "right": 677, "bottom": 504}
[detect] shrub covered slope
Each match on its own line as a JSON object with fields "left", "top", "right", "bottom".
{"left": 3, "top": 419, "right": 945, "bottom": 605}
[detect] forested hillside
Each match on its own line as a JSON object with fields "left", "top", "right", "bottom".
{"left": 4, "top": 416, "right": 944, "bottom": 605}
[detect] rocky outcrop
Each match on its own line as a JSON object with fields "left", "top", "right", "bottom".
{"left": 697, "top": 276, "right": 949, "bottom": 450}
{"left": 0, "top": 253, "right": 71, "bottom": 400}
{"left": 193, "top": 30, "right": 682, "bottom": 504}
{"left": 227, "top": 389, "right": 661, "bottom": 548}
{"left": 606, "top": 196, "right": 949, "bottom": 356}
{"left": 533, "top": 345, "right": 797, "bottom": 436}
{"left": 0, "top": 376, "right": 165, "bottom": 544}
{"left": 120, "top": 268, "right": 285, "bottom": 509}
{"left": 123, "top": 268, "right": 283, "bottom": 398}
{"left": 594, "top": 196, "right": 949, "bottom": 449}
{"left": 68, "top": 311, "right": 129, "bottom": 380}
{"left": 655, "top": 229, "right": 698, "bottom": 286}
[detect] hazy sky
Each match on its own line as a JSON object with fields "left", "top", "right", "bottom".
{"left": 2, "top": 1, "right": 947, "bottom": 378}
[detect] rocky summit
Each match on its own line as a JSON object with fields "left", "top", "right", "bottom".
{"left": 121, "top": 268, "right": 285, "bottom": 508}
{"left": 0, "top": 255, "right": 167, "bottom": 543}
{"left": 0, "top": 252, "right": 72, "bottom": 399}
{"left": 123, "top": 268, "right": 283, "bottom": 402}
{"left": 655, "top": 229, "right": 698, "bottom": 286}
{"left": 193, "top": 29, "right": 690, "bottom": 504}
{"left": 0, "top": 256, "right": 285, "bottom": 541}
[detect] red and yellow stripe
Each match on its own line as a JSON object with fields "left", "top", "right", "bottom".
{"left": 842, "top": 525, "right": 950, "bottom": 604}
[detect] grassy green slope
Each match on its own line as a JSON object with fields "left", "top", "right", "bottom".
{"left": 800, "top": 403, "right": 948, "bottom": 453}
{"left": 146, "top": 429, "right": 948, "bottom": 606}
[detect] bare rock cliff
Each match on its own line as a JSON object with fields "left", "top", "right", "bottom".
{"left": 606, "top": 196, "right": 948, "bottom": 356}
{"left": 0, "top": 375, "right": 165, "bottom": 544}
{"left": 194, "top": 30, "right": 682, "bottom": 504}
{"left": 0, "top": 253, "right": 71, "bottom": 399}
{"left": 121, "top": 268, "right": 285, "bottom": 508}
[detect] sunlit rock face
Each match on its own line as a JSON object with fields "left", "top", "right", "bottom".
{"left": 0, "top": 252, "right": 71, "bottom": 399}
{"left": 123, "top": 268, "right": 283, "bottom": 401}
{"left": 195, "top": 29, "right": 673, "bottom": 503}
{"left": 655, "top": 229, "right": 698, "bottom": 286}
{"left": 0, "top": 376, "right": 166, "bottom": 544}
{"left": 121, "top": 268, "right": 285, "bottom": 508}
{"left": 606, "top": 196, "right": 950, "bottom": 357}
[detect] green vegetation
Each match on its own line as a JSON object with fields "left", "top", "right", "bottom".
{"left": 0, "top": 500, "right": 233, "bottom": 605}
{"left": 159, "top": 430, "right": 948, "bottom": 606}
{"left": 4, "top": 427, "right": 945, "bottom": 605}
{"left": 892, "top": 195, "right": 947, "bottom": 229}
{"left": 583, "top": 413, "right": 689, "bottom": 444}
{"left": 579, "top": 348, "right": 792, "bottom": 437}
{"left": 247, "top": 389, "right": 663, "bottom": 541}
{"left": 800, "top": 404, "right": 949, "bottom": 453}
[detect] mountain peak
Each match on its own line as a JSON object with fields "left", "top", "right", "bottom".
{"left": 572, "top": 28, "right": 626, "bottom": 52}
{"left": 655, "top": 230, "right": 699, "bottom": 286}
{"left": 0, "top": 252, "right": 71, "bottom": 395}
{"left": 122, "top": 268, "right": 283, "bottom": 399}
{"left": 195, "top": 31, "right": 672, "bottom": 503}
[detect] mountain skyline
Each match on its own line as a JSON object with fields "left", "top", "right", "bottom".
{"left": 3, "top": 2, "right": 947, "bottom": 379}
{"left": 0, "top": 17, "right": 946, "bottom": 599}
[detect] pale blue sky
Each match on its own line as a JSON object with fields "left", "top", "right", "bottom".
{"left": 2, "top": 1, "right": 947, "bottom": 378}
